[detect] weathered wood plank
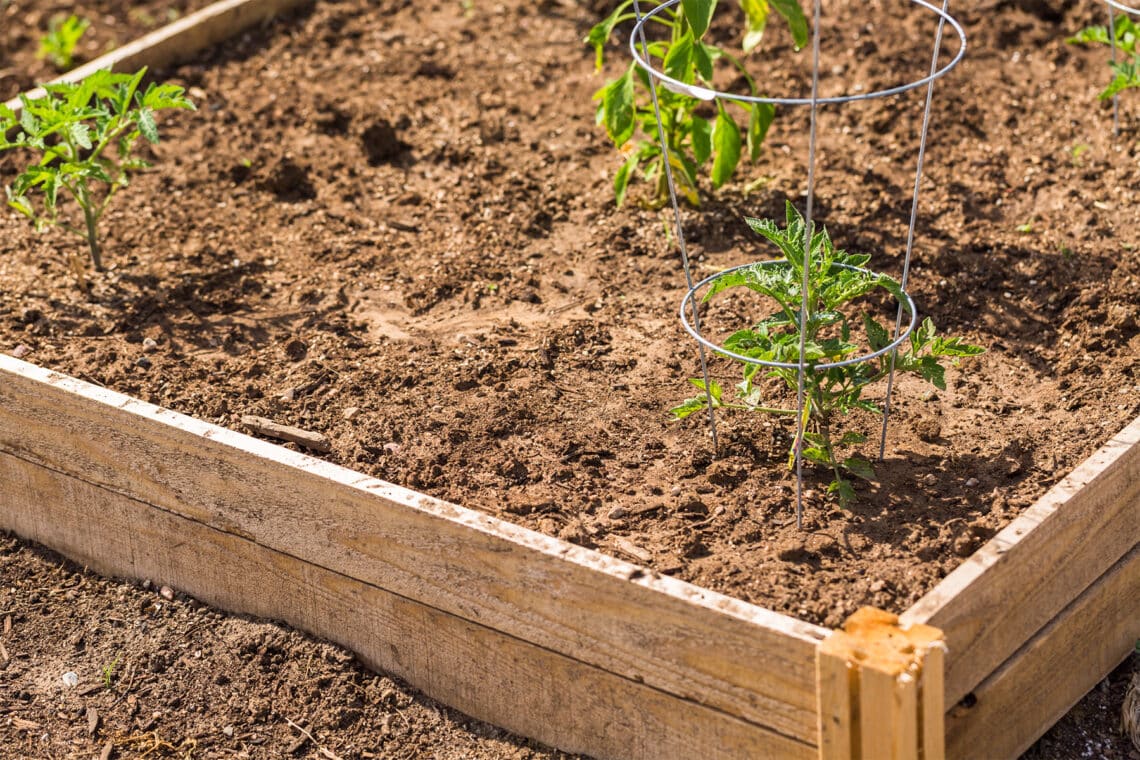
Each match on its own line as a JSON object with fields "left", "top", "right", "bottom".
{"left": 945, "top": 543, "right": 1140, "bottom": 760}
{"left": 4, "top": 0, "right": 311, "bottom": 113}
{"left": 816, "top": 608, "right": 944, "bottom": 760}
{"left": 901, "top": 415, "right": 1140, "bottom": 705}
{"left": 0, "top": 355, "right": 828, "bottom": 744}
{"left": 0, "top": 450, "right": 815, "bottom": 760}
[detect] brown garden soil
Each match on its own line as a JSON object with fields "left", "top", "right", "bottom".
{"left": 1, "top": 0, "right": 1138, "bottom": 757}
{"left": 1, "top": 0, "right": 216, "bottom": 103}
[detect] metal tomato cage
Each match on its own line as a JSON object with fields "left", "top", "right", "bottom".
{"left": 628, "top": 0, "right": 967, "bottom": 527}
{"left": 1106, "top": 0, "right": 1139, "bottom": 134}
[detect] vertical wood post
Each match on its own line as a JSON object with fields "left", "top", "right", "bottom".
{"left": 817, "top": 607, "right": 945, "bottom": 760}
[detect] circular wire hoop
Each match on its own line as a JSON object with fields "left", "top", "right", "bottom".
{"left": 1107, "top": 0, "right": 1140, "bottom": 15}
{"left": 629, "top": 0, "right": 967, "bottom": 106}
{"left": 679, "top": 261, "right": 919, "bottom": 371}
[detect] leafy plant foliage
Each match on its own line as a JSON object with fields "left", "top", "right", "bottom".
{"left": 0, "top": 68, "right": 196, "bottom": 279}
{"left": 588, "top": 0, "right": 807, "bottom": 206}
{"left": 672, "top": 202, "right": 984, "bottom": 503}
{"left": 1068, "top": 15, "right": 1140, "bottom": 100}
{"left": 37, "top": 14, "right": 90, "bottom": 72}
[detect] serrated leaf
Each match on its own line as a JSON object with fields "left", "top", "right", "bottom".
{"left": 828, "top": 478, "right": 856, "bottom": 505}
{"left": 862, "top": 313, "right": 890, "bottom": 352}
{"left": 842, "top": 457, "right": 875, "bottom": 481}
{"left": 68, "top": 122, "right": 92, "bottom": 150}
{"left": 710, "top": 104, "right": 740, "bottom": 188}
{"left": 839, "top": 431, "right": 867, "bottom": 446}
{"left": 136, "top": 107, "right": 158, "bottom": 144}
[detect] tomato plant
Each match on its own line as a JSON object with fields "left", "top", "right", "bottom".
{"left": 1069, "top": 15, "right": 1140, "bottom": 101}
{"left": 672, "top": 202, "right": 984, "bottom": 503}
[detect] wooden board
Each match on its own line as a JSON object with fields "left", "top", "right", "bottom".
{"left": 944, "top": 543, "right": 1140, "bottom": 760}
{"left": 816, "top": 608, "right": 945, "bottom": 760}
{"left": 4, "top": 0, "right": 311, "bottom": 113}
{"left": 0, "top": 355, "right": 828, "bottom": 747}
{"left": 0, "top": 450, "right": 815, "bottom": 760}
{"left": 901, "top": 415, "right": 1140, "bottom": 705}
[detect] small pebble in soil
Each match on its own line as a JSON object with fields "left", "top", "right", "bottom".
{"left": 965, "top": 477, "right": 980, "bottom": 487}
{"left": 142, "top": 338, "right": 159, "bottom": 353}
{"left": 280, "top": 388, "right": 296, "bottom": 401}
{"left": 61, "top": 671, "right": 79, "bottom": 687}
{"left": 607, "top": 506, "right": 629, "bottom": 520}
{"left": 135, "top": 357, "right": 152, "bottom": 370}
{"left": 222, "top": 725, "right": 234, "bottom": 737}
{"left": 343, "top": 406, "right": 361, "bottom": 420}
{"left": 383, "top": 442, "right": 401, "bottom": 454}
{"left": 159, "top": 586, "right": 174, "bottom": 601}
{"left": 11, "top": 344, "right": 31, "bottom": 359}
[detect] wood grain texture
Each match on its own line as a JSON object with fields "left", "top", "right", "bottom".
{"left": 0, "top": 451, "right": 815, "bottom": 760}
{"left": 816, "top": 609, "right": 944, "bottom": 760}
{"left": 4, "top": 0, "right": 311, "bottom": 113}
{"left": 0, "top": 355, "right": 828, "bottom": 744}
{"left": 945, "top": 544, "right": 1140, "bottom": 760}
{"left": 901, "top": 415, "right": 1140, "bottom": 705}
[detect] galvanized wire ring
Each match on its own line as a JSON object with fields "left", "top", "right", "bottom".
{"left": 628, "top": 0, "right": 967, "bottom": 106}
{"left": 678, "top": 260, "right": 919, "bottom": 370}
{"left": 1106, "top": 0, "right": 1140, "bottom": 14}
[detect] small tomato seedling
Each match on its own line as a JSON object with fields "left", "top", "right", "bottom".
{"left": 37, "top": 14, "right": 90, "bottom": 72}
{"left": 672, "top": 201, "right": 984, "bottom": 504}
{"left": 1068, "top": 15, "right": 1140, "bottom": 101}
{"left": 0, "top": 68, "right": 195, "bottom": 280}
{"left": 588, "top": 0, "right": 807, "bottom": 206}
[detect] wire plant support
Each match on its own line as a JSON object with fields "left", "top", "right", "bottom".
{"left": 630, "top": 0, "right": 966, "bottom": 526}
{"left": 1106, "top": 0, "right": 1139, "bottom": 135}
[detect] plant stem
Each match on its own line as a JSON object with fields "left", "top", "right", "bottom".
{"left": 83, "top": 202, "right": 102, "bottom": 270}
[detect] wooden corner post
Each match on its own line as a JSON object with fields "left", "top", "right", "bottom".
{"left": 817, "top": 607, "right": 946, "bottom": 760}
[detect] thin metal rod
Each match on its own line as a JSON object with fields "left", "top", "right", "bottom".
{"left": 632, "top": 0, "right": 719, "bottom": 452}
{"left": 795, "top": 0, "right": 823, "bottom": 530}
{"left": 629, "top": 0, "right": 966, "bottom": 106}
{"left": 878, "top": 0, "right": 950, "bottom": 461}
{"left": 1109, "top": 2, "right": 1120, "bottom": 136}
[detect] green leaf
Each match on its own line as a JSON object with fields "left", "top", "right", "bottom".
{"left": 771, "top": 0, "right": 809, "bottom": 50}
{"left": 68, "top": 122, "right": 92, "bottom": 150}
{"left": 688, "top": 376, "right": 724, "bottom": 404}
{"left": 663, "top": 34, "right": 696, "bottom": 84}
{"left": 691, "top": 115, "right": 713, "bottom": 164}
{"left": 600, "top": 66, "right": 636, "bottom": 146}
{"left": 747, "top": 102, "right": 775, "bottom": 161}
{"left": 670, "top": 396, "right": 710, "bottom": 420}
{"left": 839, "top": 431, "right": 867, "bottom": 446}
{"left": 585, "top": 1, "right": 633, "bottom": 70}
{"left": 841, "top": 457, "right": 876, "bottom": 481}
{"left": 802, "top": 446, "right": 830, "bottom": 466}
{"left": 918, "top": 356, "right": 946, "bottom": 390}
{"left": 693, "top": 41, "right": 715, "bottom": 82}
{"left": 739, "top": 0, "right": 770, "bottom": 53}
{"left": 862, "top": 313, "right": 890, "bottom": 351}
{"left": 828, "top": 478, "right": 856, "bottom": 505}
{"left": 136, "top": 107, "right": 158, "bottom": 144}
{"left": 682, "top": 0, "right": 717, "bottom": 39}
{"left": 711, "top": 104, "right": 741, "bottom": 188}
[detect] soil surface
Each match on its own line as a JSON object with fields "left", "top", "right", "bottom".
{"left": 1, "top": 0, "right": 214, "bottom": 102}
{"left": 1, "top": 0, "right": 1138, "bottom": 757}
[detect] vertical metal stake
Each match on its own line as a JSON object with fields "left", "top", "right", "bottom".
{"left": 1109, "top": 3, "right": 1120, "bottom": 136}
{"left": 632, "top": 0, "right": 719, "bottom": 453}
{"left": 878, "top": 0, "right": 950, "bottom": 461}
{"left": 795, "top": 0, "right": 824, "bottom": 529}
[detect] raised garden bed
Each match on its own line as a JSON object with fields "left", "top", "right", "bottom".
{"left": 0, "top": 0, "right": 218, "bottom": 102}
{"left": 1, "top": 0, "right": 1138, "bottom": 757}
